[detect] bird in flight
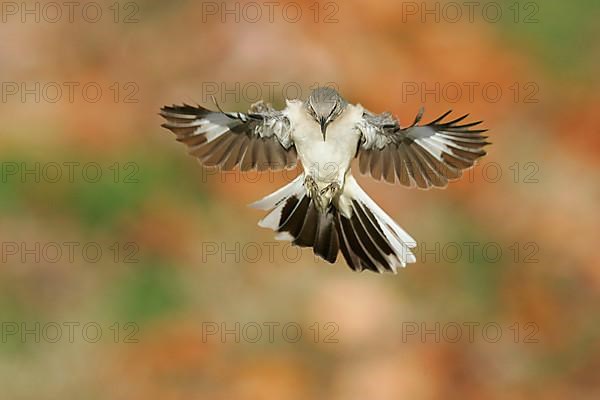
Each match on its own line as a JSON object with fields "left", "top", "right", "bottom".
{"left": 160, "top": 87, "right": 489, "bottom": 273}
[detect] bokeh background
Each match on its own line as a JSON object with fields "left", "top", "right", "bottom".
{"left": 1, "top": 0, "right": 599, "bottom": 398}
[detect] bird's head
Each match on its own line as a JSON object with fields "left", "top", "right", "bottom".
{"left": 306, "top": 87, "right": 347, "bottom": 140}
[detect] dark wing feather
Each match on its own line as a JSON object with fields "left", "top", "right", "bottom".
{"left": 356, "top": 108, "right": 490, "bottom": 189}
{"left": 160, "top": 101, "right": 297, "bottom": 171}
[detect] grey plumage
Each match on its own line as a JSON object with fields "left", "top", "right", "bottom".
{"left": 357, "top": 109, "right": 489, "bottom": 188}
{"left": 160, "top": 102, "right": 297, "bottom": 171}
{"left": 305, "top": 87, "right": 348, "bottom": 137}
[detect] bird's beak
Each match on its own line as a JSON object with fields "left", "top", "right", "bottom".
{"left": 320, "top": 118, "right": 327, "bottom": 140}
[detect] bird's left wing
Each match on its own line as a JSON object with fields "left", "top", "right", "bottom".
{"left": 355, "top": 108, "right": 489, "bottom": 188}
{"left": 160, "top": 101, "right": 297, "bottom": 171}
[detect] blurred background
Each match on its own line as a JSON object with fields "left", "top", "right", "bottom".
{"left": 1, "top": 0, "right": 599, "bottom": 398}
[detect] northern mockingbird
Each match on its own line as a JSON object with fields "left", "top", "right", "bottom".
{"left": 160, "top": 87, "right": 489, "bottom": 273}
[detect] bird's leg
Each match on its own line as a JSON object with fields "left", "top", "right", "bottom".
{"left": 305, "top": 175, "right": 335, "bottom": 212}
{"left": 319, "top": 181, "right": 341, "bottom": 198}
{"left": 319, "top": 166, "right": 346, "bottom": 201}
{"left": 304, "top": 175, "right": 320, "bottom": 200}
{"left": 315, "top": 181, "right": 342, "bottom": 212}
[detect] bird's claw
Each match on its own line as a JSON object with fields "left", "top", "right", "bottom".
{"left": 304, "top": 175, "right": 319, "bottom": 199}
{"left": 320, "top": 182, "right": 340, "bottom": 197}
{"left": 317, "top": 182, "right": 341, "bottom": 212}
{"left": 305, "top": 177, "right": 341, "bottom": 212}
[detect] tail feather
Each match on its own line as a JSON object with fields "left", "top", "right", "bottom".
{"left": 314, "top": 212, "right": 339, "bottom": 263}
{"left": 350, "top": 201, "right": 397, "bottom": 272}
{"left": 294, "top": 201, "right": 319, "bottom": 247}
{"left": 252, "top": 174, "right": 416, "bottom": 273}
{"left": 250, "top": 174, "right": 304, "bottom": 210}
{"left": 336, "top": 213, "right": 380, "bottom": 272}
{"left": 281, "top": 196, "right": 311, "bottom": 238}
{"left": 335, "top": 216, "right": 362, "bottom": 271}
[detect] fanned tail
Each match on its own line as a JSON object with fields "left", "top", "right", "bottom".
{"left": 250, "top": 173, "right": 340, "bottom": 263}
{"left": 335, "top": 176, "right": 416, "bottom": 272}
{"left": 251, "top": 174, "right": 416, "bottom": 273}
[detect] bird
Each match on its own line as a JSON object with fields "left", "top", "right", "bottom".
{"left": 160, "top": 87, "right": 489, "bottom": 273}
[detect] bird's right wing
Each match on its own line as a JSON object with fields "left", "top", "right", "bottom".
{"left": 160, "top": 101, "right": 297, "bottom": 171}
{"left": 355, "top": 108, "right": 489, "bottom": 188}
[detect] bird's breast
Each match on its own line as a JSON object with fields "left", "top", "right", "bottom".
{"left": 287, "top": 104, "right": 362, "bottom": 184}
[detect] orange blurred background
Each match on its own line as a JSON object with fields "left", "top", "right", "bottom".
{"left": 1, "top": 0, "right": 599, "bottom": 399}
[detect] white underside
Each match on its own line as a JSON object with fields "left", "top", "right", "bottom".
{"left": 250, "top": 100, "right": 417, "bottom": 269}
{"left": 284, "top": 101, "right": 363, "bottom": 189}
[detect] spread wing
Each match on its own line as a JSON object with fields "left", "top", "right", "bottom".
{"left": 355, "top": 108, "right": 489, "bottom": 188}
{"left": 160, "top": 101, "right": 297, "bottom": 171}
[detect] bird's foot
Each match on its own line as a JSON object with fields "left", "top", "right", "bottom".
{"left": 304, "top": 175, "right": 319, "bottom": 199}
{"left": 320, "top": 182, "right": 341, "bottom": 198}
{"left": 314, "top": 181, "right": 341, "bottom": 212}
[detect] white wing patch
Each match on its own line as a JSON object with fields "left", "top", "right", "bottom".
{"left": 356, "top": 109, "right": 489, "bottom": 189}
